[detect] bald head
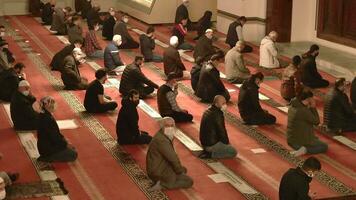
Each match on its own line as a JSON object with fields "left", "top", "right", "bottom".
{"left": 213, "top": 95, "right": 226, "bottom": 108}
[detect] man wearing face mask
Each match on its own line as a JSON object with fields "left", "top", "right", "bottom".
{"left": 157, "top": 73, "right": 193, "bottom": 123}
{"left": 102, "top": 8, "right": 116, "bottom": 41}
{"left": 287, "top": 90, "right": 328, "bottom": 156}
{"left": 10, "top": 80, "right": 39, "bottom": 130}
{"left": 193, "top": 29, "right": 218, "bottom": 62}
{"left": 279, "top": 157, "right": 321, "bottom": 200}
{"left": 119, "top": 56, "right": 159, "bottom": 99}
{"left": 238, "top": 72, "right": 276, "bottom": 125}
{"left": 84, "top": 21, "right": 103, "bottom": 59}
{"left": 104, "top": 34, "right": 125, "bottom": 74}
{"left": 60, "top": 47, "right": 88, "bottom": 90}
{"left": 146, "top": 117, "right": 193, "bottom": 190}
{"left": 225, "top": 41, "right": 251, "bottom": 84}
{"left": 324, "top": 78, "right": 356, "bottom": 133}
{"left": 139, "top": 26, "right": 163, "bottom": 63}
{"left": 196, "top": 52, "right": 230, "bottom": 103}
{"left": 113, "top": 14, "right": 139, "bottom": 49}
{"left": 116, "top": 89, "right": 152, "bottom": 145}
{"left": 0, "top": 63, "right": 25, "bottom": 102}
{"left": 84, "top": 69, "right": 118, "bottom": 113}
{"left": 300, "top": 44, "right": 329, "bottom": 88}
{"left": 199, "top": 95, "right": 237, "bottom": 159}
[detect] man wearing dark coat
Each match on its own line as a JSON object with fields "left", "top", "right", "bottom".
{"left": 300, "top": 44, "right": 329, "bottom": 88}
{"left": 352, "top": 77, "right": 356, "bottom": 110}
{"left": 196, "top": 53, "right": 230, "bottom": 103}
{"left": 119, "top": 56, "right": 158, "bottom": 99}
{"left": 237, "top": 72, "right": 276, "bottom": 125}
{"left": 116, "top": 89, "right": 152, "bottom": 145}
{"left": 41, "top": 0, "right": 55, "bottom": 25}
{"left": 139, "top": 26, "right": 162, "bottom": 62}
{"left": 113, "top": 14, "right": 139, "bottom": 49}
{"left": 199, "top": 95, "right": 237, "bottom": 159}
{"left": 10, "top": 80, "right": 39, "bottom": 131}
{"left": 190, "top": 56, "right": 204, "bottom": 92}
{"left": 193, "top": 29, "right": 216, "bottom": 61}
{"left": 50, "top": 7, "right": 72, "bottom": 35}
{"left": 29, "top": 0, "right": 43, "bottom": 17}
{"left": 67, "top": 16, "right": 83, "bottom": 44}
{"left": 0, "top": 63, "right": 25, "bottom": 102}
{"left": 60, "top": 48, "right": 88, "bottom": 90}
{"left": 279, "top": 157, "right": 321, "bottom": 200}
{"left": 86, "top": 5, "right": 102, "bottom": 29}
{"left": 324, "top": 78, "right": 356, "bottom": 133}
{"left": 163, "top": 36, "right": 189, "bottom": 79}
{"left": 102, "top": 8, "right": 116, "bottom": 41}
{"left": 225, "top": 16, "right": 252, "bottom": 53}
{"left": 50, "top": 40, "right": 82, "bottom": 71}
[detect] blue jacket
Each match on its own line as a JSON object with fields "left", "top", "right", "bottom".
{"left": 104, "top": 42, "right": 123, "bottom": 70}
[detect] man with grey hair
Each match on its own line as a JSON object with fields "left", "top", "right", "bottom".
{"left": 199, "top": 95, "right": 237, "bottom": 159}
{"left": 61, "top": 47, "right": 88, "bottom": 90}
{"left": 146, "top": 117, "right": 193, "bottom": 190}
{"left": 225, "top": 41, "right": 251, "bottom": 84}
{"left": 259, "top": 31, "right": 280, "bottom": 69}
{"left": 104, "top": 34, "right": 125, "bottom": 75}
{"left": 10, "top": 80, "right": 39, "bottom": 130}
{"left": 163, "top": 36, "right": 190, "bottom": 79}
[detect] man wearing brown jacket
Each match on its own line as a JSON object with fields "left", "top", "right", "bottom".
{"left": 163, "top": 36, "right": 190, "bottom": 79}
{"left": 146, "top": 117, "right": 193, "bottom": 190}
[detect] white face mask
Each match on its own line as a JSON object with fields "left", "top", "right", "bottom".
{"left": 307, "top": 171, "right": 315, "bottom": 178}
{"left": 164, "top": 127, "right": 175, "bottom": 140}
{"left": 123, "top": 18, "right": 129, "bottom": 23}
{"left": 22, "top": 90, "right": 30, "bottom": 96}
{"left": 117, "top": 41, "right": 122, "bottom": 46}
{"left": 0, "top": 190, "right": 6, "bottom": 200}
{"left": 0, "top": 32, "right": 4, "bottom": 37}
{"left": 221, "top": 104, "right": 227, "bottom": 112}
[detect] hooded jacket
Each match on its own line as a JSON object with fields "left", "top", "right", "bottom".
{"left": 287, "top": 98, "right": 320, "bottom": 146}
{"left": 259, "top": 36, "right": 279, "bottom": 69}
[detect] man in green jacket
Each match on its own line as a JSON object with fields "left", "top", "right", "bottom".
{"left": 287, "top": 91, "right": 328, "bottom": 156}
{"left": 146, "top": 117, "right": 193, "bottom": 190}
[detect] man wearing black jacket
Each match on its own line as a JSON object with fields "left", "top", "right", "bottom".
{"left": 102, "top": 8, "right": 116, "bottom": 41}
{"left": 113, "top": 14, "right": 139, "bottom": 49}
{"left": 10, "top": 80, "right": 39, "bottom": 130}
{"left": 279, "top": 157, "right": 321, "bottom": 200}
{"left": 0, "top": 63, "right": 25, "bottom": 102}
{"left": 41, "top": 0, "right": 55, "bottom": 25}
{"left": 139, "top": 26, "right": 162, "bottom": 62}
{"left": 116, "top": 89, "right": 152, "bottom": 145}
{"left": 238, "top": 72, "right": 276, "bottom": 125}
{"left": 324, "top": 78, "right": 356, "bottom": 132}
{"left": 119, "top": 56, "right": 158, "bottom": 99}
{"left": 199, "top": 95, "right": 237, "bottom": 159}
{"left": 193, "top": 29, "right": 217, "bottom": 61}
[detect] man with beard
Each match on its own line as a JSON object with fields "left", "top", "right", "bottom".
{"left": 116, "top": 89, "right": 152, "bottom": 145}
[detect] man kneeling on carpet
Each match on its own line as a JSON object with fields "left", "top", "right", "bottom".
{"left": 279, "top": 156, "right": 321, "bottom": 200}
{"left": 146, "top": 117, "right": 193, "bottom": 190}
{"left": 84, "top": 69, "right": 118, "bottom": 113}
{"left": 37, "top": 96, "right": 78, "bottom": 163}
{"left": 116, "top": 89, "right": 152, "bottom": 145}
{"left": 199, "top": 95, "right": 237, "bottom": 159}
{"left": 61, "top": 47, "right": 88, "bottom": 90}
{"left": 287, "top": 90, "right": 328, "bottom": 156}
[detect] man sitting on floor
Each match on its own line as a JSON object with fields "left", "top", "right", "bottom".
{"left": 225, "top": 41, "right": 251, "bottom": 84}
{"left": 352, "top": 77, "right": 356, "bottom": 110}
{"left": 238, "top": 72, "right": 276, "bottom": 125}
{"left": 259, "top": 31, "right": 280, "bottom": 69}
{"left": 116, "top": 89, "right": 152, "bottom": 145}
{"left": 41, "top": 0, "right": 55, "bottom": 25}
{"left": 0, "top": 62, "right": 25, "bottom": 102}
{"left": 0, "top": 41, "right": 11, "bottom": 72}
{"left": 102, "top": 8, "right": 116, "bottom": 41}
{"left": 50, "top": 6, "right": 72, "bottom": 35}
{"left": 61, "top": 48, "right": 88, "bottom": 90}
{"left": 84, "top": 69, "right": 118, "bottom": 113}
{"left": 146, "top": 117, "right": 193, "bottom": 191}
{"left": 196, "top": 53, "right": 230, "bottom": 103}
{"left": 199, "top": 95, "right": 237, "bottom": 159}
{"left": 324, "top": 78, "right": 356, "bottom": 133}
{"left": 287, "top": 90, "right": 328, "bottom": 156}
{"left": 84, "top": 20, "right": 103, "bottom": 59}
{"left": 67, "top": 15, "right": 83, "bottom": 45}
{"left": 37, "top": 96, "right": 78, "bottom": 163}
{"left": 157, "top": 73, "right": 193, "bottom": 123}
{"left": 193, "top": 29, "right": 217, "bottom": 62}
{"left": 300, "top": 44, "right": 329, "bottom": 88}
{"left": 172, "top": 17, "right": 194, "bottom": 51}
{"left": 113, "top": 14, "right": 139, "bottom": 49}
{"left": 104, "top": 34, "right": 125, "bottom": 74}
{"left": 86, "top": 4, "right": 102, "bottom": 29}
{"left": 225, "top": 16, "right": 252, "bottom": 53}
{"left": 163, "top": 36, "right": 190, "bottom": 79}
{"left": 119, "top": 56, "right": 158, "bottom": 99}
{"left": 10, "top": 80, "right": 39, "bottom": 131}
{"left": 190, "top": 56, "right": 204, "bottom": 92}
{"left": 279, "top": 156, "right": 321, "bottom": 200}
{"left": 139, "top": 26, "right": 163, "bottom": 62}
{"left": 50, "top": 39, "right": 83, "bottom": 71}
